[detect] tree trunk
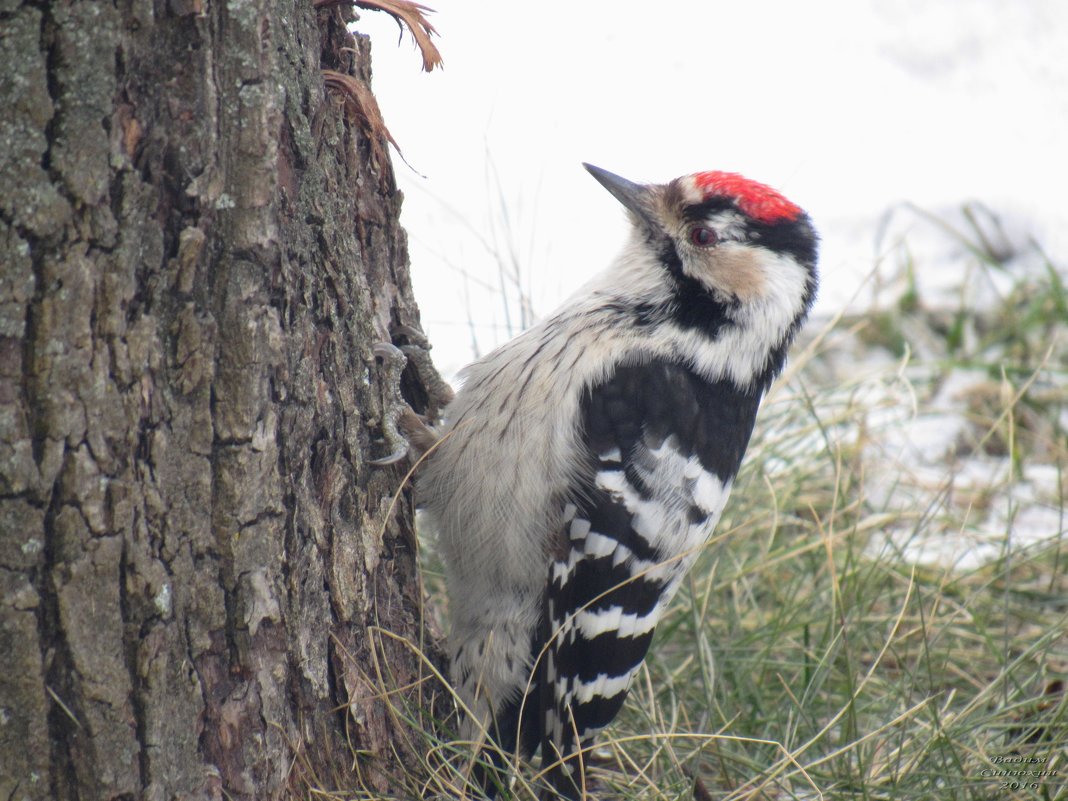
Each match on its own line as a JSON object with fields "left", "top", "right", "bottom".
{"left": 0, "top": 2, "right": 445, "bottom": 799}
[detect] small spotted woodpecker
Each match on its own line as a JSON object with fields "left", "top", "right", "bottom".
{"left": 419, "top": 164, "right": 818, "bottom": 798}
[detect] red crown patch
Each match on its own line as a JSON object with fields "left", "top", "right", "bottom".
{"left": 693, "top": 171, "right": 802, "bottom": 224}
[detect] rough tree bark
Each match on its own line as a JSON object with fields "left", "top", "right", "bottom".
{"left": 0, "top": 1, "right": 445, "bottom": 799}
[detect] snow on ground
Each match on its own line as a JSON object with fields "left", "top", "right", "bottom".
{"left": 861, "top": 373, "right": 1067, "bottom": 571}
{"left": 800, "top": 229, "right": 1067, "bottom": 572}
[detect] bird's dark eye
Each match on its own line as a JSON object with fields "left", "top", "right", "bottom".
{"left": 690, "top": 226, "right": 718, "bottom": 247}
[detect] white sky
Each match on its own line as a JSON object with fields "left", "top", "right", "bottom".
{"left": 355, "top": 0, "right": 1068, "bottom": 375}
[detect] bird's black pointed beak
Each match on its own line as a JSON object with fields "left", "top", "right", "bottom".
{"left": 583, "top": 163, "right": 659, "bottom": 232}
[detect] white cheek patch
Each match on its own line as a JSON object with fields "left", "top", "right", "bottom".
{"left": 742, "top": 248, "right": 813, "bottom": 341}
{"left": 667, "top": 247, "right": 811, "bottom": 389}
{"left": 706, "top": 211, "right": 748, "bottom": 242}
{"left": 705, "top": 244, "right": 768, "bottom": 301}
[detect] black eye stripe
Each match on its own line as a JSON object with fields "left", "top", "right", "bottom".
{"left": 681, "top": 197, "right": 736, "bottom": 222}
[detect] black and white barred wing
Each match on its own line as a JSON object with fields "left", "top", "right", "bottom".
{"left": 542, "top": 359, "right": 761, "bottom": 793}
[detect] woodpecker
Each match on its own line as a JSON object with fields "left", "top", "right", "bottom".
{"left": 418, "top": 164, "right": 818, "bottom": 798}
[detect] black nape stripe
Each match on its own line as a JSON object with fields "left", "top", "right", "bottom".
{"left": 748, "top": 214, "right": 820, "bottom": 271}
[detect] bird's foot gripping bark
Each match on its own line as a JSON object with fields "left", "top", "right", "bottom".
{"left": 368, "top": 336, "right": 452, "bottom": 466}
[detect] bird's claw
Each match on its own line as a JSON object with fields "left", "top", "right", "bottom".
{"left": 368, "top": 444, "right": 411, "bottom": 467}
{"left": 373, "top": 341, "right": 407, "bottom": 363}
